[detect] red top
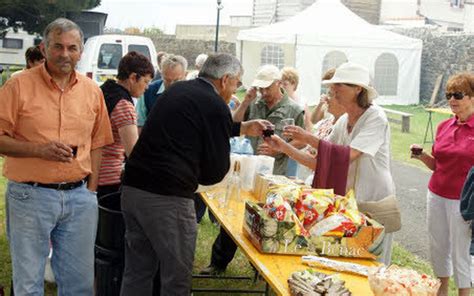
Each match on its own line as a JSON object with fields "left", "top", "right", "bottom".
{"left": 99, "top": 99, "right": 137, "bottom": 186}
{"left": 428, "top": 114, "right": 474, "bottom": 199}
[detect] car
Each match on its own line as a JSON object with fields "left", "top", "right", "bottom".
{"left": 76, "top": 34, "right": 158, "bottom": 84}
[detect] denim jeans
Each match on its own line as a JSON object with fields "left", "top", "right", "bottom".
{"left": 6, "top": 181, "right": 98, "bottom": 296}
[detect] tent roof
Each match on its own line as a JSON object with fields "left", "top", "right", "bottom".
{"left": 237, "top": 0, "right": 422, "bottom": 50}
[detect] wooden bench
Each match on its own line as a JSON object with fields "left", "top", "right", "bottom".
{"left": 381, "top": 107, "right": 413, "bottom": 133}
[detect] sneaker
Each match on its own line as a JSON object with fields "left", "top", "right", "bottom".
{"left": 199, "top": 265, "right": 225, "bottom": 275}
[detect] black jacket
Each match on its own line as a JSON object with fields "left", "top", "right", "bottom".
{"left": 123, "top": 78, "right": 238, "bottom": 199}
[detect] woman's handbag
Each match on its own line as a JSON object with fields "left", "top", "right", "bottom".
{"left": 352, "top": 159, "right": 402, "bottom": 233}
{"left": 357, "top": 195, "right": 402, "bottom": 233}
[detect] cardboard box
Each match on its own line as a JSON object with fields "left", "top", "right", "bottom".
{"left": 243, "top": 201, "right": 385, "bottom": 260}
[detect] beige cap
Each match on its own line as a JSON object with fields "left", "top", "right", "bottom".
{"left": 251, "top": 65, "right": 282, "bottom": 88}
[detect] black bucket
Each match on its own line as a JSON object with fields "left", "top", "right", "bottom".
{"left": 95, "top": 191, "right": 161, "bottom": 296}
{"left": 96, "top": 192, "right": 125, "bottom": 296}
{"left": 97, "top": 192, "right": 125, "bottom": 251}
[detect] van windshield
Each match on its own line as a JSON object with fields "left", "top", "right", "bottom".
{"left": 98, "top": 44, "right": 122, "bottom": 70}
{"left": 128, "top": 44, "right": 151, "bottom": 61}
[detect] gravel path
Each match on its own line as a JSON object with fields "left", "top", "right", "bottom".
{"left": 391, "top": 159, "right": 431, "bottom": 260}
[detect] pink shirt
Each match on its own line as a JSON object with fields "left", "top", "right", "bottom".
{"left": 428, "top": 114, "right": 474, "bottom": 199}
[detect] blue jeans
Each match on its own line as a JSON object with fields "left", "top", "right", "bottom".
{"left": 6, "top": 181, "right": 98, "bottom": 296}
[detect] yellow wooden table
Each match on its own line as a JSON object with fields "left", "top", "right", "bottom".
{"left": 201, "top": 190, "right": 378, "bottom": 296}
{"left": 423, "top": 108, "right": 453, "bottom": 144}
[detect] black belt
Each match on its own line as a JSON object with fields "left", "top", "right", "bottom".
{"left": 25, "top": 178, "right": 87, "bottom": 190}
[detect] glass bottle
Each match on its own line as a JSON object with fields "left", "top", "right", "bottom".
{"left": 222, "top": 160, "right": 241, "bottom": 216}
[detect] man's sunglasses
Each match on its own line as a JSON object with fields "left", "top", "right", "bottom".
{"left": 445, "top": 92, "right": 466, "bottom": 100}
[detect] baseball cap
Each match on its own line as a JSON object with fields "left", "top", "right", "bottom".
{"left": 251, "top": 65, "right": 282, "bottom": 88}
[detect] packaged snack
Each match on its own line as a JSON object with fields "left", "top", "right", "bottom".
{"left": 288, "top": 269, "right": 352, "bottom": 296}
{"left": 294, "top": 189, "right": 335, "bottom": 228}
{"left": 335, "top": 190, "right": 358, "bottom": 212}
{"left": 302, "top": 255, "right": 370, "bottom": 277}
{"left": 309, "top": 214, "right": 356, "bottom": 237}
{"left": 266, "top": 184, "right": 302, "bottom": 205}
{"left": 263, "top": 194, "right": 293, "bottom": 222}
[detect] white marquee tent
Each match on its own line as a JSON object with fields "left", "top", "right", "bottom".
{"left": 236, "top": 0, "right": 423, "bottom": 105}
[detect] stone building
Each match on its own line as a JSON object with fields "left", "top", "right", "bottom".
{"left": 388, "top": 26, "right": 474, "bottom": 104}
{"left": 252, "top": 0, "right": 381, "bottom": 26}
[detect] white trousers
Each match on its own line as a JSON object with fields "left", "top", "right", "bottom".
{"left": 427, "top": 190, "right": 472, "bottom": 288}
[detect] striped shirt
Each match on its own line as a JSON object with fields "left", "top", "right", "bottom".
{"left": 99, "top": 99, "right": 137, "bottom": 186}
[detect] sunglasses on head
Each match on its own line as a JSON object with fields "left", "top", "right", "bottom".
{"left": 445, "top": 92, "right": 466, "bottom": 100}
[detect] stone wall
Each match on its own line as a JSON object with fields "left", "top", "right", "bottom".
{"left": 342, "top": 0, "right": 381, "bottom": 25}
{"left": 150, "top": 35, "right": 236, "bottom": 70}
{"left": 388, "top": 26, "right": 474, "bottom": 104}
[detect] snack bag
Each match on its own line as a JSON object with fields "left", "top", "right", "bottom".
{"left": 294, "top": 189, "right": 335, "bottom": 228}
{"left": 309, "top": 214, "right": 357, "bottom": 237}
{"left": 266, "top": 184, "right": 302, "bottom": 205}
{"left": 263, "top": 193, "right": 293, "bottom": 222}
{"left": 340, "top": 208, "right": 366, "bottom": 227}
{"left": 334, "top": 189, "right": 358, "bottom": 212}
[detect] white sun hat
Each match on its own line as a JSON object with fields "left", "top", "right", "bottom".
{"left": 322, "top": 62, "right": 378, "bottom": 100}
{"left": 251, "top": 65, "right": 282, "bottom": 88}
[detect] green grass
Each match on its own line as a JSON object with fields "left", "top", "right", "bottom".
{"left": 0, "top": 106, "right": 462, "bottom": 295}
{"left": 0, "top": 67, "right": 22, "bottom": 86}
{"left": 382, "top": 104, "right": 451, "bottom": 170}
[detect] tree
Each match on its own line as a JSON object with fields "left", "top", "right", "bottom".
{"left": 124, "top": 27, "right": 141, "bottom": 35}
{"left": 0, "top": 0, "right": 101, "bottom": 37}
{"left": 143, "top": 26, "right": 164, "bottom": 39}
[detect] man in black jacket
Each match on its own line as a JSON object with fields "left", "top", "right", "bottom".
{"left": 119, "top": 53, "right": 268, "bottom": 295}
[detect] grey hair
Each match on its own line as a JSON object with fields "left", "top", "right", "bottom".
{"left": 161, "top": 54, "right": 188, "bottom": 72}
{"left": 199, "top": 53, "right": 243, "bottom": 80}
{"left": 195, "top": 53, "right": 208, "bottom": 69}
{"left": 43, "top": 18, "right": 84, "bottom": 50}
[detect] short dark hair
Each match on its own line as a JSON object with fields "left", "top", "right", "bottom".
{"left": 25, "top": 45, "right": 44, "bottom": 64}
{"left": 116, "top": 51, "right": 155, "bottom": 80}
{"left": 43, "top": 18, "right": 84, "bottom": 50}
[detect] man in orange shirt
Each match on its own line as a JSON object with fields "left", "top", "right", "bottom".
{"left": 0, "top": 18, "right": 113, "bottom": 295}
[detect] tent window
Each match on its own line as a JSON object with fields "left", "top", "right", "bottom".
{"left": 260, "top": 44, "right": 284, "bottom": 69}
{"left": 374, "top": 53, "right": 398, "bottom": 96}
{"left": 322, "top": 51, "right": 347, "bottom": 74}
{"left": 321, "top": 51, "right": 347, "bottom": 94}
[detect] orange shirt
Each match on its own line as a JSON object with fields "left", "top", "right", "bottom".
{"left": 0, "top": 64, "right": 113, "bottom": 183}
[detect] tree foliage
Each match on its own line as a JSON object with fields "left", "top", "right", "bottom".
{"left": 123, "top": 27, "right": 141, "bottom": 35}
{"left": 143, "top": 26, "right": 164, "bottom": 39}
{"left": 0, "top": 0, "right": 101, "bottom": 37}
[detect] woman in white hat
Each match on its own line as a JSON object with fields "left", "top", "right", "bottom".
{"left": 266, "top": 62, "right": 396, "bottom": 265}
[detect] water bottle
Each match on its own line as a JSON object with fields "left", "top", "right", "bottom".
{"left": 241, "top": 138, "right": 254, "bottom": 155}
{"left": 229, "top": 137, "right": 240, "bottom": 154}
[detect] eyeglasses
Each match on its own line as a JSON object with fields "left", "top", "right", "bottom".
{"left": 445, "top": 92, "right": 466, "bottom": 100}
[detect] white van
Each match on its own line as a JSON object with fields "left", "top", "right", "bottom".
{"left": 76, "top": 34, "right": 158, "bottom": 84}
